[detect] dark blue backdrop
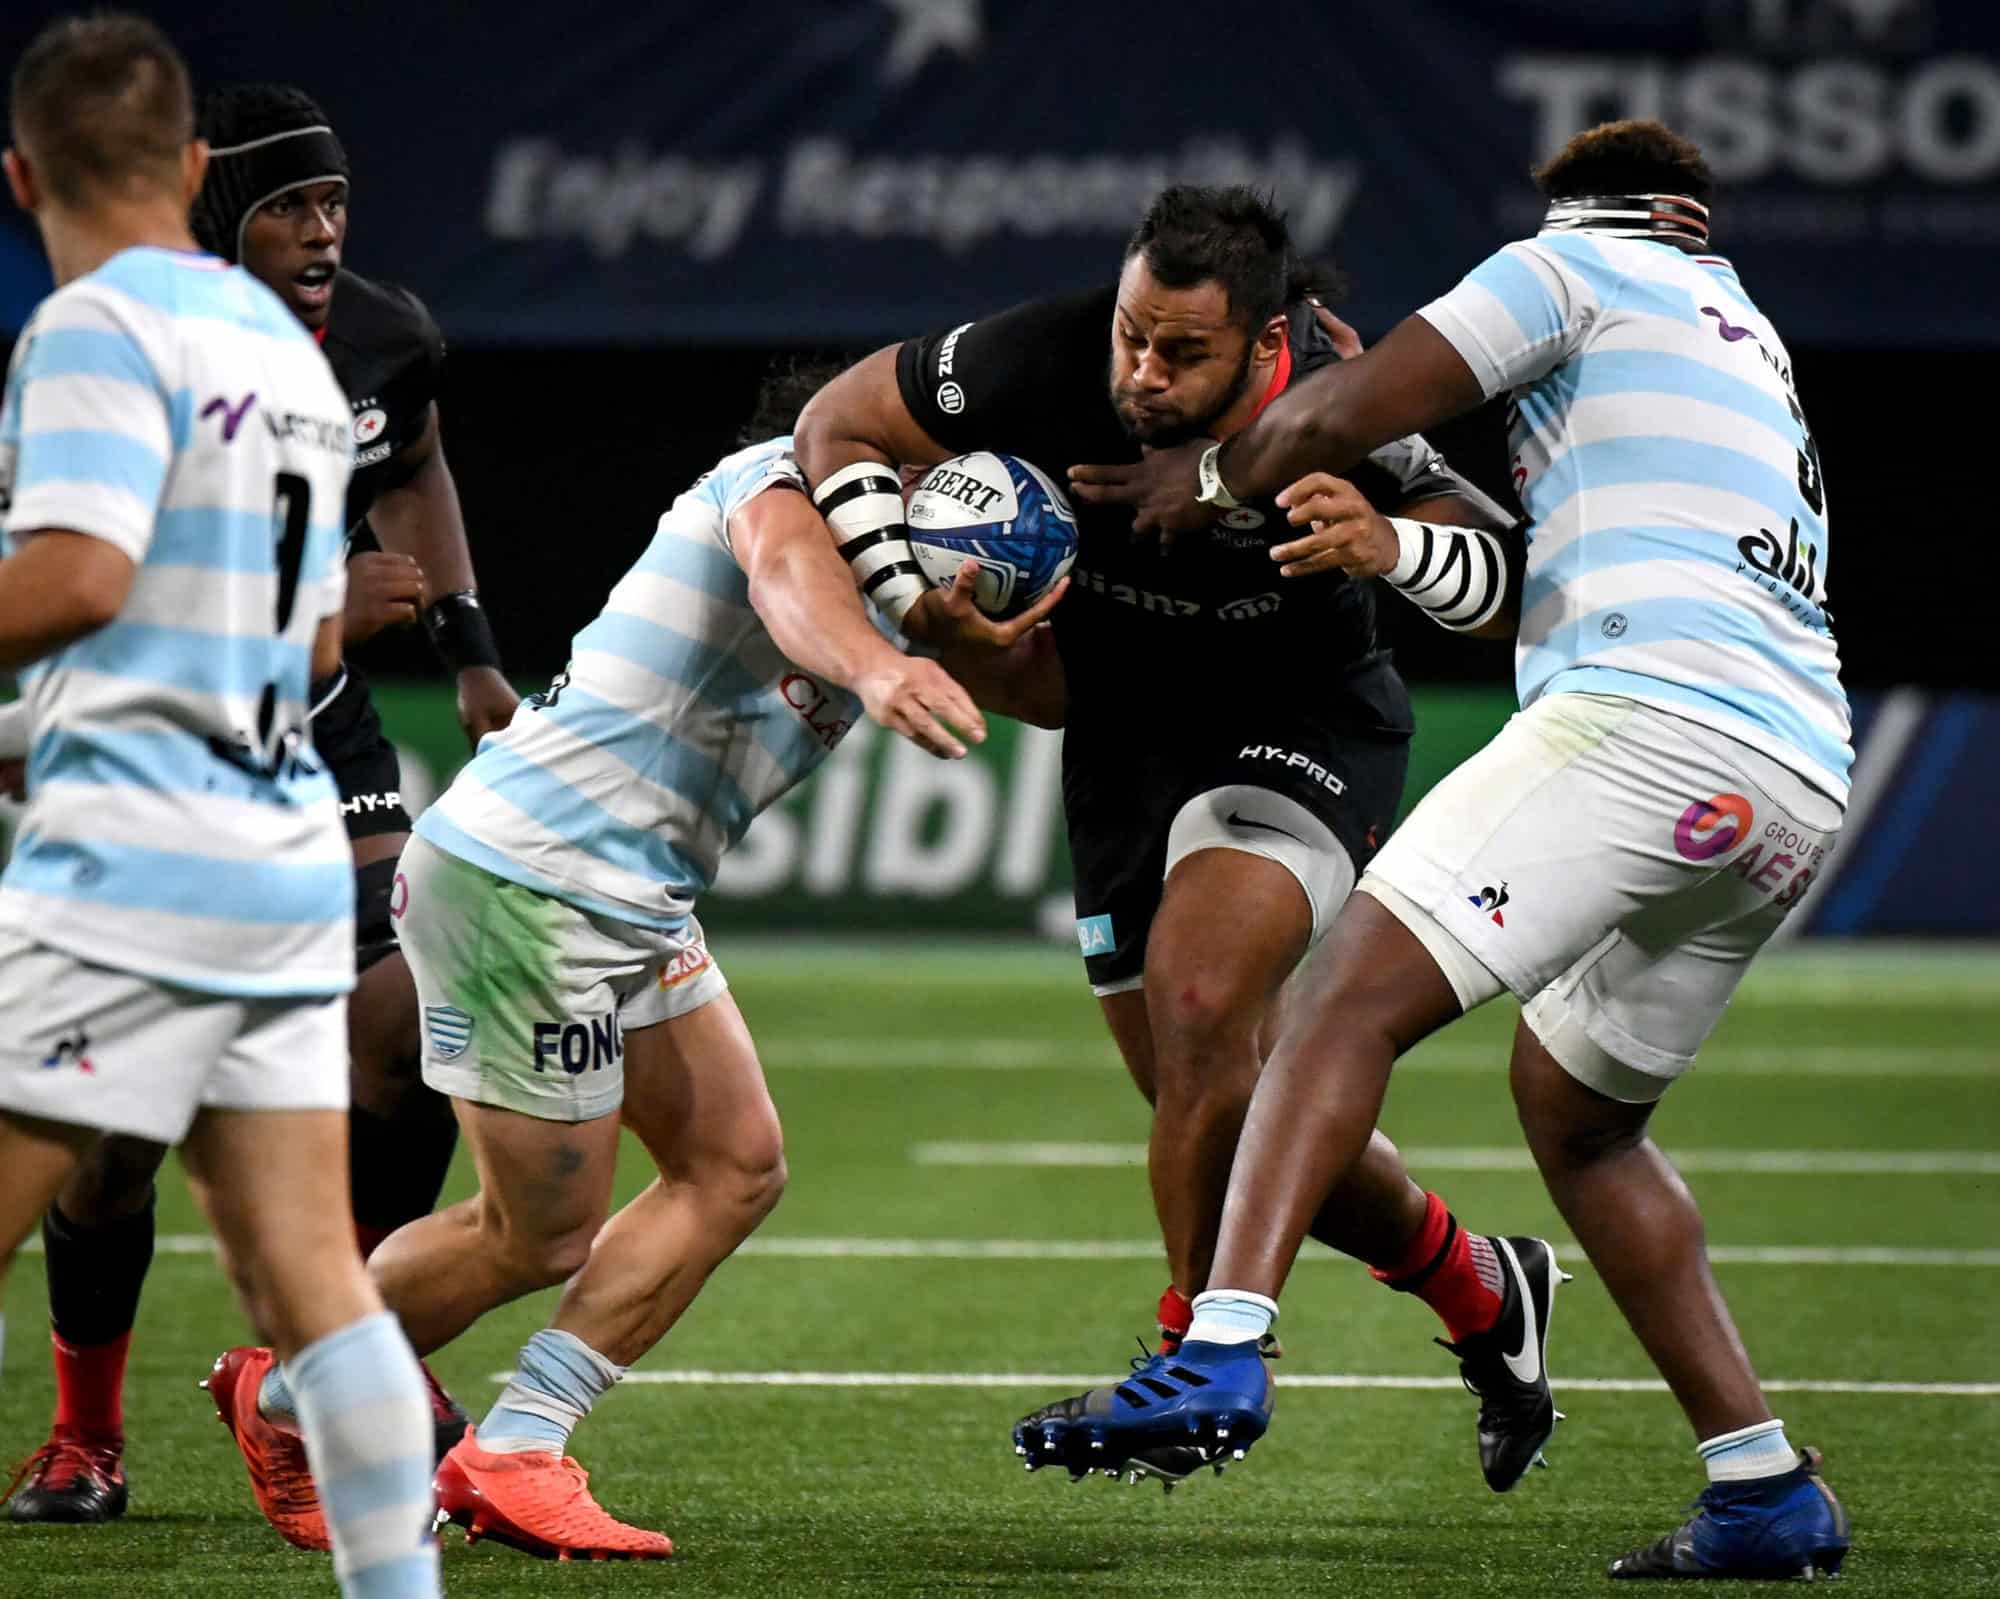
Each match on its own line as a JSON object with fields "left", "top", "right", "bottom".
{"left": 5, "top": 0, "right": 1998, "bottom": 345}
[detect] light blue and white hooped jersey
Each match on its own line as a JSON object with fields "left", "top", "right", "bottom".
{"left": 1418, "top": 231, "right": 1853, "bottom": 800}
{"left": 418, "top": 435, "right": 896, "bottom": 930}
{"left": 0, "top": 247, "right": 354, "bottom": 996}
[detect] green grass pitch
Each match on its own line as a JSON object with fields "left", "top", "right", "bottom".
{"left": 2, "top": 941, "right": 1995, "bottom": 1596}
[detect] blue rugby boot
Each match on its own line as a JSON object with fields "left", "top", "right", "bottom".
{"left": 1608, "top": 1448, "right": 1850, "bottom": 1580}
{"left": 1012, "top": 1339, "right": 1273, "bottom": 1488}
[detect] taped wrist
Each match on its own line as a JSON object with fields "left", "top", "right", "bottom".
{"left": 813, "top": 462, "right": 930, "bottom": 625}
{"left": 1385, "top": 518, "right": 1509, "bottom": 631}
{"left": 423, "top": 590, "right": 504, "bottom": 672}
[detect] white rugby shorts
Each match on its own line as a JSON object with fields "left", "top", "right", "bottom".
{"left": 1361, "top": 691, "right": 1843, "bottom": 1102}
{"left": 0, "top": 931, "right": 347, "bottom": 1143}
{"left": 395, "top": 836, "right": 727, "bottom": 1123}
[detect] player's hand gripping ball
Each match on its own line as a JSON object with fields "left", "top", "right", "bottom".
{"left": 905, "top": 452, "right": 1078, "bottom": 620}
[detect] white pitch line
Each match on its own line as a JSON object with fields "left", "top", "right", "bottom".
{"left": 762, "top": 1040, "right": 2000, "bottom": 1076}
{"left": 734, "top": 1238, "right": 2000, "bottom": 1269}
{"left": 909, "top": 1142, "right": 2000, "bottom": 1176}
{"left": 488, "top": 1368, "right": 2000, "bottom": 1398}
{"left": 24, "top": 1236, "right": 1999, "bottom": 1269}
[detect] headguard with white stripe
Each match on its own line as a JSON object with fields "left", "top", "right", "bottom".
{"left": 191, "top": 83, "right": 349, "bottom": 264}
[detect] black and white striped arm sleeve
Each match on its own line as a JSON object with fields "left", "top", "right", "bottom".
{"left": 812, "top": 462, "right": 931, "bottom": 626}
{"left": 1383, "top": 518, "right": 1510, "bottom": 632}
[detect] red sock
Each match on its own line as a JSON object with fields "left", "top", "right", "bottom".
{"left": 1157, "top": 1285, "right": 1193, "bottom": 1345}
{"left": 1369, "top": 1192, "right": 1505, "bottom": 1345}
{"left": 354, "top": 1221, "right": 395, "bottom": 1260}
{"left": 51, "top": 1328, "right": 130, "bottom": 1443}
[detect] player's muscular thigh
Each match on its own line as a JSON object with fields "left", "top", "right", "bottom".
{"left": 1146, "top": 848, "right": 1312, "bottom": 1058}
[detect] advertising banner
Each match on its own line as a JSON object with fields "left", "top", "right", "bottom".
{"left": 4, "top": 1, "right": 1997, "bottom": 346}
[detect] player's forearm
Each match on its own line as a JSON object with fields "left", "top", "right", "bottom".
{"left": 1215, "top": 366, "right": 1376, "bottom": 502}
{"left": 1217, "top": 317, "right": 1489, "bottom": 505}
{"left": 1392, "top": 492, "right": 1521, "bottom": 640}
{"left": 747, "top": 539, "right": 902, "bottom": 695}
{"left": 369, "top": 447, "right": 476, "bottom": 595}
{"left": 936, "top": 630, "right": 1067, "bottom": 729}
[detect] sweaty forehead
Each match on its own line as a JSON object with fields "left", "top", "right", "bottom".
{"left": 1115, "top": 257, "right": 1234, "bottom": 342}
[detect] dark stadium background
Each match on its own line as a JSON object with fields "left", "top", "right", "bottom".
{"left": 2, "top": 0, "right": 1996, "bottom": 936}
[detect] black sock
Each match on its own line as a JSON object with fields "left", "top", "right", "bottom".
{"left": 44, "top": 1189, "right": 156, "bottom": 1347}
{"left": 349, "top": 1100, "right": 459, "bottom": 1242}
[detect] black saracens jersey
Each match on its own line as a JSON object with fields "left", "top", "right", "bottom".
{"left": 319, "top": 266, "right": 446, "bottom": 534}
{"left": 896, "top": 287, "right": 1481, "bottom": 743}
{"left": 307, "top": 267, "right": 446, "bottom": 864}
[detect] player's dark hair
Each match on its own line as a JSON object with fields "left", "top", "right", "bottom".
{"left": 1126, "top": 185, "right": 1293, "bottom": 331}
{"left": 1287, "top": 254, "right": 1351, "bottom": 309}
{"left": 191, "top": 83, "right": 348, "bottom": 259}
{"left": 1535, "top": 119, "right": 1714, "bottom": 204}
{"left": 740, "top": 357, "right": 851, "bottom": 446}
{"left": 8, "top": 13, "right": 193, "bottom": 208}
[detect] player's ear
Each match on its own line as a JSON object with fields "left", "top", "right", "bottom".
{"left": 1254, "top": 313, "right": 1289, "bottom": 363}
{"left": 4, "top": 148, "right": 37, "bottom": 215}
{"left": 181, "top": 139, "right": 209, "bottom": 211}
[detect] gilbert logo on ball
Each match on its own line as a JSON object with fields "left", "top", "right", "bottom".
{"left": 904, "top": 451, "right": 1078, "bottom": 620}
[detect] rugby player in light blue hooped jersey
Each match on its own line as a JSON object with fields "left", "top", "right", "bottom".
{"left": 0, "top": 17, "right": 439, "bottom": 1599}
{"left": 1039, "top": 119, "right": 1852, "bottom": 1581}
{"left": 215, "top": 362, "right": 1066, "bottom": 1560}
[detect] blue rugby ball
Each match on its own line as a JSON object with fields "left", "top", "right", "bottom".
{"left": 905, "top": 451, "right": 1078, "bottom": 620}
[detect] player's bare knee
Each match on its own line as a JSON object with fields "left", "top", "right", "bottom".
{"left": 706, "top": 1109, "right": 787, "bottom": 1232}
{"left": 503, "top": 1218, "right": 597, "bottom": 1289}
{"left": 1511, "top": 1061, "right": 1652, "bottom": 1174}
{"left": 475, "top": 1188, "right": 603, "bottom": 1290}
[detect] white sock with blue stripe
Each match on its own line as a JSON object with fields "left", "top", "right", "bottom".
{"left": 477, "top": 1328, "right": 625, "bottom": 1455}
{"left": 1699, "top": 1418, "right": 1797, "bottom": 1483}
{"left": 287, "top": 1311, "right": 439, "bottom": 1599}
{"left": 1185, "top": 1290, "right": 1279, "bottom": 1347}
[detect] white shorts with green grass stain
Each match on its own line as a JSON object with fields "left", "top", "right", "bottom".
{"left": 393, "top": 836, "right": 726, "bottom": 1123}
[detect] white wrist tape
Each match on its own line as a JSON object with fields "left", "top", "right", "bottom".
{"left": 1385, "top": 518, "right": 1509, "bottom": 631}
{"left": 813, "top": 462, "right": 931, "bottom": 625}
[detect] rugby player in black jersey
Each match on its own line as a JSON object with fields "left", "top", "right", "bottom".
{"left": 6, "top": 84, "right": 509, "bottom": 1525}
{"left": 797, "top": 187, "right": 1561, "bottom": 1490}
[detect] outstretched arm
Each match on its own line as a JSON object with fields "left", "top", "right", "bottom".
{"left": 1067, "top": 316, "right": 1490, "bottom": 540}
{"left": 729, "top": 486, "right": 985, "bottom": 760}
{"left": 1217, "top": 315, "right": 1489, "bottom": 498}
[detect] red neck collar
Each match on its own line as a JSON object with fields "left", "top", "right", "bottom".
{"left": 1247, "top": 337, "right": 1292, "bottom": 422}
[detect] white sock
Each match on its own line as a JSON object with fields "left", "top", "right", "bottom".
{"left": 1184, "top": 1290, "right": 1278, "bottom": 1347}
{"left": 1699, "top": 1418, "right": 1797, "bottom": 1483}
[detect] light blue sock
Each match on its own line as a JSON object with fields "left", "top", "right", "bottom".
{"left": 1699, "top": 1418, "right": 1797, "bottom": 1483}
{"left": 478, "top": 1328, "right": 625, "bottom": 1455}
{"left": 258, "top": 1361, "right": 297, "bottom": 1426}
{"left": 288, "top": 1311, "right": 439, "bottom": 1599}
{"left": 1185, "top": 1289, "right": 1279, "bottom": 1346}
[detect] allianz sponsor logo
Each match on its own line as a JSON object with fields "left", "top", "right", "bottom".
{"left": 484, "top": 135, "right": 1360, "bottom": 261}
